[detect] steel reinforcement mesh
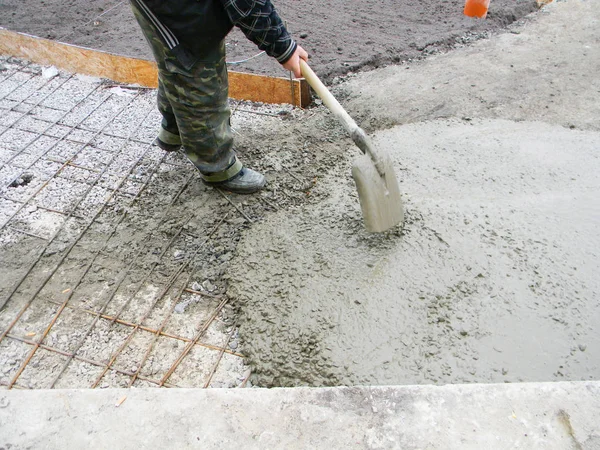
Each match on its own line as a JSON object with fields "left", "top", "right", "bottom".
{"left": 0, "top": 56, "right": 282, "bottom": 389}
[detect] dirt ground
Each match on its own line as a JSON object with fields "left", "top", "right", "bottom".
{"left": 0, "top": 0, "right": 537, "bottom": 80}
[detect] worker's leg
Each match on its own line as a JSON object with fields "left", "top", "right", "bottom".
{"left": 129, "top": 1, "right": 265, "bottom": 192}
{"left": 155, "top": 79, "right": 182, "bottom": 151}
{"left": 158, "top": 42, "right": 237, "bottom": 176}
{"left": 129, "top": 3, "right": 182, "bottom": 149}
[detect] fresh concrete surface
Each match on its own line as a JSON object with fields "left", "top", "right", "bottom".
{"left": 230, "top": 118, "right": 600, "bottom": 387}
{"left": 1, "top": 382, "right": 599, "bottom": 449}
{"left": 228, "top": 0, "right": 600, "bottom": 387}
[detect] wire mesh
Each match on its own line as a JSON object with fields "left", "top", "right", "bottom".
{"left": 0, "top": 57, "right": 253, "bottom": 390}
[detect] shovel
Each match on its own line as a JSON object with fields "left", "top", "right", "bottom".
{"left": 300, "top": 60, "right": 404, "bottom": 232}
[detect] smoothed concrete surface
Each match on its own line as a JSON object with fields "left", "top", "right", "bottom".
{"left": 1, "top": 382, "right": 599, "bottom": 449}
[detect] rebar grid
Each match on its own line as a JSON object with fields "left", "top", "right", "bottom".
{"left": 0, "top": 72, "right": 77, "bottom": 153}
{"left": 0, "top": 87, "right": 117, "bottom": 191}
{"left": 41, "top": 298, "right": 243, "bottom": 357}
{"left": 44, "top": 157, "right": 182, "bottom": 388}
{"left": 203, "top": 320, "right": 238, "bottom": 388}
{"left": 0, "top": 91, "right": 143, "bottom": 308}
{"left": 0, "top": 61, "right": 252, "bottom": 390}
{"left": 0, "top": 62, "right": 36, "bottom": 105}
{"left": 2, "top": 333, "right": 182, "bottom": 388}
{"left": 91, "top": 210, "right": 234, "bottom": 389}
{"left": 0, "top": 88, "right": 128, "bottom": 230}
{"left": 2, "top": 97, "right": 156, "bottom": 388}
{"left": 46, "top": 172, "right": 197, "bottom": 388}
{"left": 0, "top": 59, "right": 31, "bottom": 84}
{"left": 159, "top": 296, "right": 230, "bottom": 387}
{"left": 0, "top": 98, "right": 111, "bottom": 228}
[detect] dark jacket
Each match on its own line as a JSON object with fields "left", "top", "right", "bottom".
{"left": 144, "top": 0, "right": 297, "bottom": 63}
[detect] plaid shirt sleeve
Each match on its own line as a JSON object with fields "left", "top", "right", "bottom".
{"left": 219, "top": 0, "right": 297, "bottom": 63}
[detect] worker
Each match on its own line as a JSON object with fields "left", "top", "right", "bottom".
{"left": 129, "top": 0, "right": 308, "bottom": 193}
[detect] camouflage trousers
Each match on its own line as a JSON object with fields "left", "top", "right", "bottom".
{"left": 130, "top": 1, "right": 241, "bottom": 180}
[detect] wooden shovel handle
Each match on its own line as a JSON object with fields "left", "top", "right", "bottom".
{"left": 300, "top": 60, "right": 387, "bottom": 172}
{"left": 300, "top": 60, "right": 361, "bottom": 144}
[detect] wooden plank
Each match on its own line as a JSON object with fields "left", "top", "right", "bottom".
{"left": 229, "top": 71, "right": 310, "bottom": 108}
{"left": 0, "top": 28, "right": 157, "bottom": 88}
{"left": 0, "top": 27, "right": 310, "bottom": 107}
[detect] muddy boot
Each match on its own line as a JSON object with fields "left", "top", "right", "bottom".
{"left": 201, "top": 159, "right": 266, "bottom": 194}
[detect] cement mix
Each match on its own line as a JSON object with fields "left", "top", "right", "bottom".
{"left": 227, "top": 0, "right": 600, "bottom": 387}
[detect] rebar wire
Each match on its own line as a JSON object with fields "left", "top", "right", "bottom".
{"left": 0, "top": 62, "right": 35, "bottom": 102}
{"left": 45, "top": 156, "right": 187, "bottom": 387}
{"left": 5, "top": 98, "right": 156, "bottom": 389}
{"left": 203, "top": 320, "right": 237, "bottom": 388}
{"left": 90, "top": 210, "right": 233, "bottom": 389}
{"left": 0, "top": 56, "right": 278, "bottom": 389}
{"left": 48, "top": 174, "right": 196, "bottom": 388}
{"left": 1, "top": 75, "right": 97, "bottom": 170}
{"left": 41, "top": 298, "right": 243, "bottom": 356}
{"left": 159, "top": 296, "right": 229, "bottom": 387}
{"left": 0, "top": 59, "right": 32, "bottom": 84}
{"left": 0, "top": 90, "right": 138, "bottom": 310}
{"left": 0, "top": 70, "right": 72, "bottom": 122}
{"left": 2, "top": 333, "right": 181, "bottom": 388}
{"left": 226, "top": 51, "right": 266, "bottom": 66}
{"left": 56, "top": 1, "right": 127, "bottom": 42}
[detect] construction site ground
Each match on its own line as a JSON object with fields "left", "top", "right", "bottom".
{"left": 0, "top": 0, "right": 538, "bottom": 81}
{"left": 0, "top": 0, "right": 599, "bottom": 447}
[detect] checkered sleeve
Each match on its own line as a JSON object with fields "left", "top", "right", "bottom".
{"left": 219, "top": 0, "right": 297, "bottom": 63}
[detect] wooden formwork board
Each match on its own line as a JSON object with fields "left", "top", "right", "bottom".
{"left": 0, "top": 27, "right": 311, "bottom": 107}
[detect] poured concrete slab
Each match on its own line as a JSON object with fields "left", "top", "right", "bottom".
{"left": 1, "top": 382, "right": 599, "bottom": 449}
{"left": 229, "top": 118, "right": 600, "bottom": 387}
{"left": 227, "top": 0, "right": 600, "bottom": 387}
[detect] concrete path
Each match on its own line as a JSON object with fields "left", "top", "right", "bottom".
{"left": 1, "top": 382, "right": 599, "bottom": 449}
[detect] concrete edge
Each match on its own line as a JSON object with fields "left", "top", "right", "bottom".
{"left": 1, "top": 381, "right": 599, "bottom": 449}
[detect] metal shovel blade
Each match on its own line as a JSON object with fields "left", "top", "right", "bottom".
{"left": 299, "top": 60, "right": 404, "bottom": 232}
{"left": 351, "top": 152, "right": 404, "bottom": 233}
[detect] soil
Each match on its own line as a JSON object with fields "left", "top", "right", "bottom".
{"left": 0, "top": 0, "right": 537, "bottom": 80}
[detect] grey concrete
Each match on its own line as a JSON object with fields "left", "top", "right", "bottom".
{"left": 1, "top": 382, "right": 599, "bottom": 449}
{"left": 228, "top": 0, "right": 600, "bottom": 387}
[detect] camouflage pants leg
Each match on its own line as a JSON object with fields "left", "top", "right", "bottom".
{"left": 156, "top": 80, "right": 179, "bottom": 141}
{"left": 130, "top": 2, "right": 240, "bottom": 179}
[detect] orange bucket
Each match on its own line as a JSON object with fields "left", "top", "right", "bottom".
{"left": 464, "top": 0, "right": 490, "bottom": 18}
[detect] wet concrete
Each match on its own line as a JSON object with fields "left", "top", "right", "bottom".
{"left": 230, "top": 119, "right": 600, "bottom": 386}
{"left": 228, "top": 0, "right": 600, "bottom": 387}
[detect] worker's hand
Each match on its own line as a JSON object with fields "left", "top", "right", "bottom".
{"left": 282, "top": 45, "right": 309, "bottom": 78}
